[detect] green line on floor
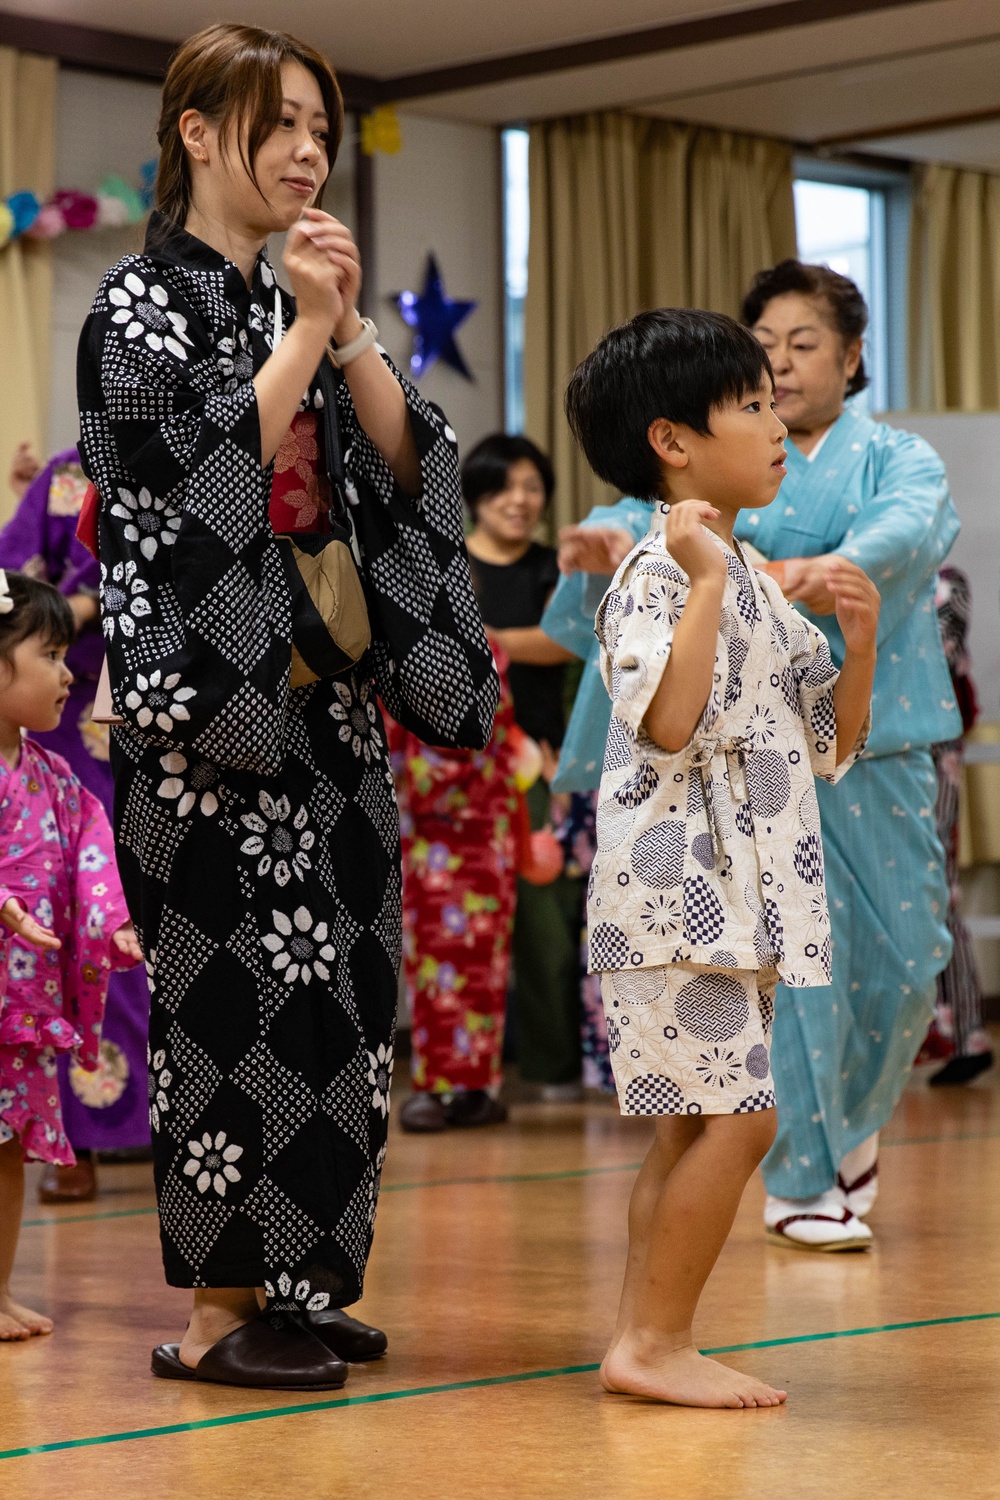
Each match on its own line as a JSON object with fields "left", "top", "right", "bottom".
{"left": 3, "top": 1310, "right": 999, "bottom": 1461}
{"left": 22, "top": 1128, "right": 1000, "bottom": 1230}
{"left": 20, "top": 1162, "right": 647, "bottom": 1228}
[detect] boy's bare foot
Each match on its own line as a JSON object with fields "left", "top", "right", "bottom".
{"left": 0, "top": 1294, "right": 53, "bottom": 1339}
{"left": 601, "top": 1336, "right": 786, "bottom": 1409}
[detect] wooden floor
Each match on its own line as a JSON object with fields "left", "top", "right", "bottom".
{"left": 4, "top": 1046, "right": 1000, "bottom": 1499}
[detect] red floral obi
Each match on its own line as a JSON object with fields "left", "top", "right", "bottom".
{"left": 269, "top": 411, "right": 332, "bottom": 534}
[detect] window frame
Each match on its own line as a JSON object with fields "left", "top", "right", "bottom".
{"left": 792, "top": 154, "right": 911, "bottom": 413}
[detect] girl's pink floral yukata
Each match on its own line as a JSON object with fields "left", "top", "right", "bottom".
{"left": 0, "top": 739, "right": 133, "bottom": 1163}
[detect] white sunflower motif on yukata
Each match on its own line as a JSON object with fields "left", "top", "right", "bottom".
{"left": 183, "top": 1131, "right": 243, "bottom": 1196}
{"left": 240, "top": 793, "right": 314, "bottom": 884}
{"left": 261, "top": 907, "right": 336, "bottom": 985}
{"left": 329, "top": 679, "right": 384, "bottom": 764}
{"left": 216, "top": 328, "right": 254, "bottom": 390}
{"left": 101, "top": 559, "right": 151, "bottom": 639}
{"left": 148, "top": 1046, "right": 172, "bottom": 1133}
{"left": 156, "top": 752, "right": 220, "bottom": 817}
{"left": 367, "top": 1042, "right": 393, "bottom": 1118}
{"left": 263, "top": 1271, "right": 331, "bottom": 1312}
{"left": 108, "top": 271, "right": 192, "bottom": 359}
{"left": 110, "top": 486, "right": 182, "bottom": 561}
{"left": 124, "top": 670, "right": 197, "bottom": 733}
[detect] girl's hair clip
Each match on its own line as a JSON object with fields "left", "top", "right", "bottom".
{"left": 0, "top": 570, "right": 13, "bottom": 616}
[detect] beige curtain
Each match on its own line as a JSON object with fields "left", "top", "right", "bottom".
{"left": 0, "top": 47, "right": 57, "bottom": 522}
{"left": 524, "top": 113, "right": 797, "bottom": 527}
{"left": 908, "top": 162, "right": 1000, "bottom": 412}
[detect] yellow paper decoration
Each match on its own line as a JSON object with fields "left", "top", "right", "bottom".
{"left": 361, "top": 106, "right": 403, "bottom": 157}
{"left": 0, "top": 203, "right": 14, "bottom": 250}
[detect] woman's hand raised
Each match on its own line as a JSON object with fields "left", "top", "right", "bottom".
{"left": 282, "top": 209, "right": 362, "bottom": 343}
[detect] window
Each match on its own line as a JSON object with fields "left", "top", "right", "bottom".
{"left": 503, "top": 128, "right": 530, "bottom": 433}
{"left": 792, "top": 158, "right": 910, "bottom": 412}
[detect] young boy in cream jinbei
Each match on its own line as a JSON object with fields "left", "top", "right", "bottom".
{"left": 566, "top": 309, "right": 879, "bottom": 1408}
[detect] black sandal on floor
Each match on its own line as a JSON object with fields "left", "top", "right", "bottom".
{"left": 151, "top": 1312, "right": 348, "bottom": 1390}
{"left": 302, "top": 1308, "right": 388, "bottom": 1361}
{"left": 929, "top": 1052, "right": 993, "bottom": 1087}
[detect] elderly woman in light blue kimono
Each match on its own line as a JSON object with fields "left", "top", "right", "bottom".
{"left": 734, "top": 260, "right": 958, "bottom": 1250}
{"left": 541, "top": 499, "right": 653, "bottom": 1086}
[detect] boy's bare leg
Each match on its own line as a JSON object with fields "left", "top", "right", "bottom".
{"left": 606, "top": 1116, "right": 704, "bottom": 1357}
{"left": 602, "top": 1110, "right": 786, "bottom": 1408}
{"left": 0, "top": 1136, "right": 53, "bottom": 1338}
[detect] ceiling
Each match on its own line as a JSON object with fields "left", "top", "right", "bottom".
{"left": 3, "top": 0, "right": 1000, "bottom": 171}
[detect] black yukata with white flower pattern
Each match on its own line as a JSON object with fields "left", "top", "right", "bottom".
{"left": 77, "top": 214, "right": 497, "bottom": 1309}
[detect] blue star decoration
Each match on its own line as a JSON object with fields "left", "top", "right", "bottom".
{"left": 395, "top": 254, "right": 477, "bottom": 381}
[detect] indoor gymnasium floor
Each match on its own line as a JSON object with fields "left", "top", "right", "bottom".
{"left": 4, "top": 1046, "right": 1000, "bottom": 1499}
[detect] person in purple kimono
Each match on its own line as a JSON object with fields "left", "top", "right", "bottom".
{"left": 1, "top": 445, "right": 151, "bottom": 1202}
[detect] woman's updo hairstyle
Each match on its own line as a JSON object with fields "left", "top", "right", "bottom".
{"left": 741, "top": 259, "right": 870, "bottom": 398}
{"left": 461, "top": 433, "right": 555, "bottom": 519}
{"left": 155, "top": 23, "right": 344, "bottom": 227}
{"left": 0, "top": 571, "right": 74, "bottom": 672}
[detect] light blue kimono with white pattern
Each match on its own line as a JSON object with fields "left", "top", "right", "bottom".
{"left": 735, "top": 406, "right": 960, "bottom": 1197}
{"left": 542, "top": 498, "right": 654, "bottom": 793}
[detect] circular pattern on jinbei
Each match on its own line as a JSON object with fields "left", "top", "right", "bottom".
{"left": 597, "top": 796, "right": 635, "bottom": 851}
{"left": 673, "top": 972, "right": 750, "bottom": 1042}
{"left": 682, "top": 874, "right": 725, "bottom": 945}
{"left": 612, "top": 967, "right": 670, "bottom": 1007}
{"left": 615, "top": 762, "right": 659, "bottom": 809}
{"left": 745, "top": 748, "right": 791, "bottom": 817}
{"left": 745, "top": 1043, "right": 770, "bottom": 1079}
{"left": 630, "top": 821, "right": 686, "bottom": 887}
{"left": 690, "top": 832, "right": 715, "bottom": 870}
{"left": 798, "top": 789, "right": 822, "bottom": 833}
{"left": 793, "top": 832, "right": 824, "bottom": 885}
{"left": 589, "top": 921, "right": 631, "bottom": 969}
{"left": 603, "top": 716, "right": 634, "bottom": 774}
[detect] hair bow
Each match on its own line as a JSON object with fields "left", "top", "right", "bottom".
{"left": 0, "top": 570, "right": 13, "bottom": 615}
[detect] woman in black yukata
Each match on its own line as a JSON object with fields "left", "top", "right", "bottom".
{"left": 76, "top": 24, "right": 496, "bottom": 1390}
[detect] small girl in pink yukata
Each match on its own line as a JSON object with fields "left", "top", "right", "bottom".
{"left": 0, "top": 570, "right": 141, "bottom": 1340}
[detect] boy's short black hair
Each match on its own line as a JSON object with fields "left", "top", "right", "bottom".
{"left": 564, "top": 308, "right": 774, "bottom": 501}
{"left": 461, "top": 432, "right": 555, "bottom": 516}
{"left": 0, "top": 570, "right": 75, "bottom": 670}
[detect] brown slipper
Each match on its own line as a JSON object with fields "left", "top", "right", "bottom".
{"left": 151, "top": 1313, "right": 348, "bottom": 1390}
{"left": 302, "top": 1308, "right": 388, "bottom": 1361}
{"left": 39, "top": 1157, "right": 98, "bottom": 1204}
{"left": 447, "top": 1090, "right": 508, "bottom": 1128}
{"left": 399, "top": 1093, "right": 448, "bottom": 1133}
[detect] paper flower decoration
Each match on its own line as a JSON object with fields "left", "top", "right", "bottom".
{"left": 395, "top": 254, "right": 477, "bottom": 381}
{"left": 361, "top": 106, "right": 402, "bottom": 157}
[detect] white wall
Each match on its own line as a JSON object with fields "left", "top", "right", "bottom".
{"left": 371, "top": 112, "right": 503, "bottom": 459}
{"left": 48, "top": 69, "right": 162, "bottom": 453}
{"left": 883, "top": 412, "right": 1000, "bottom": 718}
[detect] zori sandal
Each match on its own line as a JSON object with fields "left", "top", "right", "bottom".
{"left": 764, "top": 1188, "right": 873, "bottom": 1252}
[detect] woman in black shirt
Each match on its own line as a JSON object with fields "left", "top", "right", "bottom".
{"left": 464, "top": 436, "right": 584, "bottom": 1096}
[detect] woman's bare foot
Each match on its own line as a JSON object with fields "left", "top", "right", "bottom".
{"left": 0, "top": 1293, "right": 53, "bottom": 1339}
{"left": 177, "top": 1287, "right": 262, "bottom": 1369}
{"left": 601, "top": 1334, "right": 786, "bottom": 1409}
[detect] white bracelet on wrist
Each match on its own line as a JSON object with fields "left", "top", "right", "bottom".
{"left": 329, "top": 317, "right": 379, "bottom": 368}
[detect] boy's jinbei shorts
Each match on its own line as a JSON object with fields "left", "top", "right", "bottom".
{"left": 599, "top": 963, "right": 777, "bottom": 1115}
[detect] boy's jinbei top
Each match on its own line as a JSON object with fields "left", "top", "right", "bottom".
{"left": 76, "top": 212, "right": 497, "bottom": 1311}
{"left": 588, "top": 503, "right": 868, "bottom": 984}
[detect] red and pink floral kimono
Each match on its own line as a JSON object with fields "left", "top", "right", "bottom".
{"left": 0, "top": 740, "right": 134, "bottom": 1163}
{"left": 390, "top": 661, "right": 520, "bottom": 1095}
